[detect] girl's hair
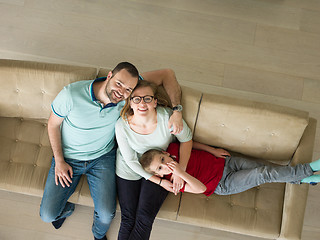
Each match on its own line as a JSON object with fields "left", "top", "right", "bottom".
{"left": 139, "top": 149, "right": 163, "bottom": 174}
{"left": 120, "top": 80, "right": 172, "bottom": 119}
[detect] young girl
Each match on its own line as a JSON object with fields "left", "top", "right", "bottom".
{"left": 140, "top": 142, "right": 320, "bottom": 196}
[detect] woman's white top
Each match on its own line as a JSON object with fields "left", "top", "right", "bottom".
{"left": 115, "top": 107, "right": 193, "bottom": 180}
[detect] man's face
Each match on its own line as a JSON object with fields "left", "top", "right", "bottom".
{"left": 105, "top": 69, "right": 138, "bottom": 103}
{"left": 149, "top": 152, "right": 174, "bottom": 177}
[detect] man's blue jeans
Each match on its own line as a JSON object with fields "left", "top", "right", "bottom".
{"left": 40, "top": 149, "right": 117, "bottom": 239}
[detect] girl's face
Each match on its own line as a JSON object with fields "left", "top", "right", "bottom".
{"left": 130, "top": 86, "right": 157, "bottom": 115}
{"left": 149, "top": 152, "right": 173, "bottom": 177}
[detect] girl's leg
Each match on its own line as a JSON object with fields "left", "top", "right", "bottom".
{"left": 128, "top": 179, "right": 168, "bottom": 240}
{"left": 116, "top": 176, "right": 142, "bottom": 240}
{"left": 309, "top": 158, "right": 320, "bottom": 172}
{"left": 215, "top": 156, "right": 314, "bottom": 195}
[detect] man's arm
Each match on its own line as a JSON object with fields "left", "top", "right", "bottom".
{"left": 47, "top": 112, "right": 73, "bottom": 187}
{"left": 141, "top": 69, "right": 181, "bottom": 106}
{"left": 141, "top": 69, "right": 183, "bottom": 134}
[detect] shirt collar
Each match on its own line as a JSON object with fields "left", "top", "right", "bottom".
{"left": 90, "top": 77, "right": 118, "bottom": 108}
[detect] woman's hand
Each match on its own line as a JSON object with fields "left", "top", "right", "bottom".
{"left": 160, "top": 179, "right": 174, "bottom": 193}
{"left": 55, "top": 160, "right": 73, "bottom": 188}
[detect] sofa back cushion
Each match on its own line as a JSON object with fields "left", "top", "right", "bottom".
{"left": 193, "top": 93, "right": 309, "bottom": 162}
{"left": 0, "top": 59, "right": 97, "bottom": 119}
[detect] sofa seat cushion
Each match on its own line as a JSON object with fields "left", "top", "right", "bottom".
{"left": 0, "top": 117, "right": 82, "bottom": 200}
{"left": 77, "top": 176, "right": 181, "bottom": 221}
{"left": 177, "top": 183, "right": 285, "bottom": 239}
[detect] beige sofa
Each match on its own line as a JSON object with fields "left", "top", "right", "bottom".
{"left": 0, "top": 59, "right": 317, "bottom": 240}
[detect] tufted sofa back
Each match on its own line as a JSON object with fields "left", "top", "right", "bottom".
{"left": 0, "top": 59, "right": 98, "bottom": 119}
{"left": 191, "top": 92, "right": 309, "bottom": 163}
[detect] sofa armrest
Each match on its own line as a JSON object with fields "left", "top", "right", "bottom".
{"left": 278, "top": 117, "right": 317, "bottom": 240}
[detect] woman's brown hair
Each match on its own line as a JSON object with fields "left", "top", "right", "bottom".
{"left": 120, "top": 80, "right": 172, "bottom": 120}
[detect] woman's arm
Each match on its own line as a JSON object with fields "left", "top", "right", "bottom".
{"left": 192, "top": 141, "right": 230, "bottom": 158}
{"left": 148, "top": 175, "right": 173, "bottom": 193}
{"left": 178, "top": 140, "right": 193, "bottom": 171}
{"left": 115, "top": 121, "right": 153, "bottom": 180}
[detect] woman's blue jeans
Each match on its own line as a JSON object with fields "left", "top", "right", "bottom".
{"left": 40, "top": 149, "right": 117, "bottom": 239}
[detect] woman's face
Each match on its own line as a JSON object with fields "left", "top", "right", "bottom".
{"left": 130, "top": 86, "right": 157, "bottom": 116}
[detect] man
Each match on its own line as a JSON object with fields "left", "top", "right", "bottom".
{"left": 39, "top": 62, "right": 183, "bottom": 240}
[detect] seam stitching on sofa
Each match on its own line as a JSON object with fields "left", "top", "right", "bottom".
{"left": 176, "top": 92, "right": 203, "bottom": 221}
{"left": 192, "top": 93, "right": 203, "bottom": 138}
{"left": 176, "top": 192, "right": 182, "bottom": 221}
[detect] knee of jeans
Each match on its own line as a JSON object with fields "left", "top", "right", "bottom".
{"left": 96, "top": 209, "right": 116, "bottom": 225}
{"left": 39, "top": 206, "right": 58, "bottom": 223}
{"left": 120, "top": 210, "right": 136, "bottom": 224}
{"left": 135, "top": 210, "right": 156, "bottom": 227}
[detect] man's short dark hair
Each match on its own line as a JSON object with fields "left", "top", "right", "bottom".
{"left": 111, "top": 62, "right": 139, "bottom": 78}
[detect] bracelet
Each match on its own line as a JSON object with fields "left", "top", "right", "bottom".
{"left": 159, "top": 178, "right": 162, "bottom": 185}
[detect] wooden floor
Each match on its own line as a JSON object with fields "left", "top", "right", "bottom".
{"left": 0, "top": 0, "right": 320, "bottom": 239}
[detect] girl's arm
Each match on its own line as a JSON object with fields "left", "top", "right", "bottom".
{"left": 171, "top": 139, "right": 193, "bottom": 194}
{"left": 192, "top": 141, "right": 230, "bottom": 158}
{"left": 167, "top": 161, "right": 206, "bottom": 194}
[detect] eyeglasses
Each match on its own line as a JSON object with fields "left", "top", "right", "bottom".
{"left": 130, "top": 95, "right": 154, "bottom": 104}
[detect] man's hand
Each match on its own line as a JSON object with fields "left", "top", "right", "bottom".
{"left": 168, "top": 111, "right": 183, "bottom": 135}
{"left": 160, "top": 179, "right": 174, "bottom": 193}
{"left": 55, "top": 160, "right": 73, "bottom": 188}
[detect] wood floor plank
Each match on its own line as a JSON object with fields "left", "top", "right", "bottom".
{"left": 23, "top": 0, "right": 257, "bottom": 45}
{"left": 303, "top": 78, "right": 320, "bottom": 104}
{"left": 300, "top": 9, "right": 320, "bottom": 34}
{"left": 136, "top": 27, "right": 320, "bottom": 81}
{"left": 223, "top": 65, "right": 304, "bottom": 100}
{"left": 0, "top": 0, "right": 24, "bottom": 6}
{"left": 130, "top": 0, "right": 301, "bottom": 29}
{"left": 255, "top": 24, "right": 320, "bottom": 57}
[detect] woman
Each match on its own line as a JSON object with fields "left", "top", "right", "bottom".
{"left": 115, "top": 80, "right": 193, "bottom": 240}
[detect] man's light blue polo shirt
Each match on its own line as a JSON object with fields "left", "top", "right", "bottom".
{"left": 51, "top": 77, "right": 125, "bottom": 160}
